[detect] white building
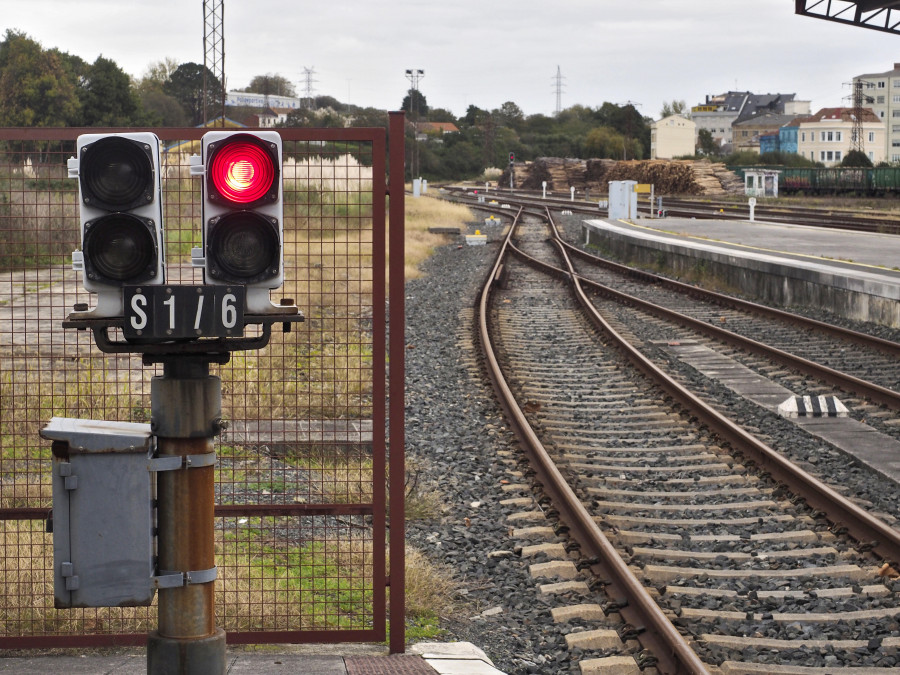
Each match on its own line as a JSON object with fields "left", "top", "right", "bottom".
{"left": 650, "top": 115, "right": 696, "bottom": 159}
{"left": 797, "top": 107, "right": 885, "bottom": 166}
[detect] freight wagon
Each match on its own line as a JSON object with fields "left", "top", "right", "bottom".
{"left": 735, "top": 166, "right": 900, "bottom": 195}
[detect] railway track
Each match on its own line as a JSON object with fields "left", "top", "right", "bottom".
{"left": 445, "top": 185, "right": 900, "bottom": 235}
{"left": 478, "top": 206, "right": 900, "bottom": 673}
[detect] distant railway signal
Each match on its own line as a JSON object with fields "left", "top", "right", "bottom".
{"left": 192, "top": 130, "right": 284, "bottom": 314}
{"left": 68, "top": 132, "right": 166, "bottom": 318}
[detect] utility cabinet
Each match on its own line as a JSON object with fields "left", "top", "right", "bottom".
{"left": 42, "top": 417, "right": 156, "bottom": 608}
{"left": 608, "top": 180, "right": 638, "bottom": 220}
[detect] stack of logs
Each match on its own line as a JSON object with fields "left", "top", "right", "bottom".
{"left": 504, "top": 157, "right": 744, "bottom": 196}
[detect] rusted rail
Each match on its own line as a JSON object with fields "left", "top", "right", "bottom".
{"left": 477, "top": 208, "right": 710, "bottom": 675}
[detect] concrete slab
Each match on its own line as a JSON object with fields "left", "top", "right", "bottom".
{"left": 409, "top": 642, "right": 506, "bottom": 675}
{"left": 665, "top": 341, "right": 900, "bottom": 485}
{"left": 582, "top": 217, "right": 900, "bottom": 327}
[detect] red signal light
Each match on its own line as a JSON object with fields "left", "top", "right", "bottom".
{"left": 208, "top": 135, "right": 278, "bottom": 207}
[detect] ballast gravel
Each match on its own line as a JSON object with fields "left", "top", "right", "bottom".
{"left": 402, "top": 215, "right": 900, "bottom": 673}
{"left": 403, "top": 234, "right": 585, "bottom": 674}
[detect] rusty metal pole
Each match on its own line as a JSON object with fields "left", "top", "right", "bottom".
{"left": 147, "top": 357, "right": 226, "bottom": 674}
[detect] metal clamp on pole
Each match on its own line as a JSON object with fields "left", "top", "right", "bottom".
{"left": 149, "top": 453, "right": 217, "bottom": 473}
{"left": 154, "top": 566, "right": 218, "bottom": 589}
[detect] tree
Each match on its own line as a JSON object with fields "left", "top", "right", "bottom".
{"left": 427, "top": 107, "right": 456, "bottom": 123}
{"left": 133, "top": 57, "right": 185, "bottom": 126}
{"left": 164, "top": 62, "right": 223, "bottom": 126}
{"left": 138, "top": 89, "right": 187, "bottom": 126}
{"left": 0, "top": 30, "right": 80, "bottom": 126}
{"left": 697, "top": 128, "right": 719, "bottom": 156}
{"left": 244, "top": 73, "right": 296, "bottom": 98}
{"left": 660, "top": 99, "right": 687, "bottom": 119}
{"left": 138, "top": 57, "right": 180, "bottom": 90}
{"left": 496, "top": 101, "right": 524, "bottom": 129}
{"left": 461, "top": 104, "right": 486, "bottom": 127}
{"left": 349, "top": 106, "right": 388, "bottom": 128}
{"left": 77, "top": 55, "right": 148, "bottom": 126}
{"left": 314, "top": 95, "right": 344, "bottom": 111}
{"left": 401, "top": 88, "right": 428, "bottom": 118}
{"left": 585, "top": 126, "right": 626, "bottom": 159}
{"left": 841, "top": 149, "right": 873, "bottom": 168}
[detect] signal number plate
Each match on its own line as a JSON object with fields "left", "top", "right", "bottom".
{"left": 124, "top": 285, "right": 245, "bottom": 339}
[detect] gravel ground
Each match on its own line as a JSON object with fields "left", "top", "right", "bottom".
{"left": 402, "top": 232, "right": 588, "bottom": 674}
{"left": 402, "top": 214, "right": 900, "bottom": 673}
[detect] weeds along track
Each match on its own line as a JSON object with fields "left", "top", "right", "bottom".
{"left": 478, "top": 208, "right": 900, "bottom": 673}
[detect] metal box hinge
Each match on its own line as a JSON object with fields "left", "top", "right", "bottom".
{"left": 60, "top": 562, "right": 80, "bottom": 590}
{"left": 58, "top": 462, "right": 78, "bottom": 490}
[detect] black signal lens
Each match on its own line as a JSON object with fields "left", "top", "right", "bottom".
{"left": 80, "top": 137, "right": 155, "bottom": 212}
{"left": 207, "top": 211, "right": 279, "bottom": 283}
{"left": 82, "top": 213, "right": 158, "bottom": 284}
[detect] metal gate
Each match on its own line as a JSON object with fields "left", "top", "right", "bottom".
{"left": 0, "top": 118, "right": 406, "bottom": 650}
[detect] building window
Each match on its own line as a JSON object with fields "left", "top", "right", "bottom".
{"left": 835, "top": 151, "right": 842, "bottom": 161}
{"left": 836, "top": 131, "right": 842, "bottom": 142}
{"left": 894, "top": 154, "right": 900, "bottom": 162}
{"left": 892, "top": 140, "right": 900, "bottom": 147}
{"left": 871, "top": 152, "right": 876, "bottom": 161}
{"left": 871, "top": 131, "right": 877, "bottom": 142}
{"left": 801, "top": 132, "right": 805, "bottom": 142}
{"left": 879, "top": 81, "right": 887, "bottom": 88}
{"left": 894, "top": 95, "right": 900, "bottom": 103}
{"left": 878, "top": 96, "right": 886, "bottom": 103}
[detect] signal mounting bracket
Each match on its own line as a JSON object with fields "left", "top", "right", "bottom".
{"left": 62, "top": 310, "right": 304, "bottom": 363}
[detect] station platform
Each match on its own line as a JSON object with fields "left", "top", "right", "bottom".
{"left": 0, "top": 642, "right": 506, "bottom": 674}
{"left": 581, "top": 216, "right": 900, "bottom": 328}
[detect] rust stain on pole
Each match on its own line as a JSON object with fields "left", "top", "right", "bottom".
{"left": 156, "top": 437, "right": 216, "bottom": 639}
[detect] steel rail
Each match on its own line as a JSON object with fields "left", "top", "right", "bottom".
{"left": 542, "top": 211, "right": 900, "bottom": 359}
{"left": 448, "top": 185, "right": 900, "bottom": 234}
{"left": 509, "top": 208, "right": 900, "bottom": 567}
{"left": 477, "top": 208, "right": 710, "bottom": 675}
{"left": 524, "top": 211, "right": 900, "bottom": 410}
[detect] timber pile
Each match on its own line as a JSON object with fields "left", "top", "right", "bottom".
{"left": 605, "top": 160, "right": 700, "bottom": 194}
{"left": 500, "top": 157, "right": 743, "bottom": 196}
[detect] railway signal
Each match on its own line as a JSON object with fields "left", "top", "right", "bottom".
{"left": 191, "top": 130, "right": 284, "bottom": 315}
{"left": 68, "top": 132, "right": 165, "bottom": 318}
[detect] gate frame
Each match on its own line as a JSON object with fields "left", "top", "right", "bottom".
{"left": 0, "top": 115, "right": 406, "bottom": 651}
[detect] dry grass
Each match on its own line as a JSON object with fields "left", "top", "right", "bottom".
{"left": 402, "top": 194, "right": 474, "bottom": 280}
{"left": 401, "top": 547, "right": 458, "bottom": 620}
{"left": 0, "top": 165, "right": 476, "bottom": 643}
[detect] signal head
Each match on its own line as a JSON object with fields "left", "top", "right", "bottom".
{"left": 207, "top": 133, "right": 279, "bottom": 208}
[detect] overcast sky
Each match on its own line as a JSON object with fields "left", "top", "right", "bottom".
{"left": 6, "top": 0, "right": 900, "bottom": 120}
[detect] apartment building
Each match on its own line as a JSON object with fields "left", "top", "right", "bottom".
{"left": 690, "top": 92, "right": 808, "bottom": 151}
{"left": 853, "top": 63, "right": 900, "bottom": 162}
{"left": 650, "top": 115, "right": 696, "bottom": 159}
{"left": 796, "top": 108, "right": 885, "bottom": 166}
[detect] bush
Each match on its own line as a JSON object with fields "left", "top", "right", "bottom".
{"left": 841, "top": 150, "right": 873, "bottom": 168}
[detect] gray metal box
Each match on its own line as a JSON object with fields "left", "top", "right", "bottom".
{"left": 42, "top": 417, "right": 156, "bottom": 608}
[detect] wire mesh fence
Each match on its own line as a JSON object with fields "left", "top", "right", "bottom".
{"left": 0, "top": 125, "right": 402, "bottom": 647}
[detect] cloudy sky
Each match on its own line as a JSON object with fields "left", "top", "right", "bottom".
{"left": 6, "top": 0, "right": 900, "bottom": 120}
